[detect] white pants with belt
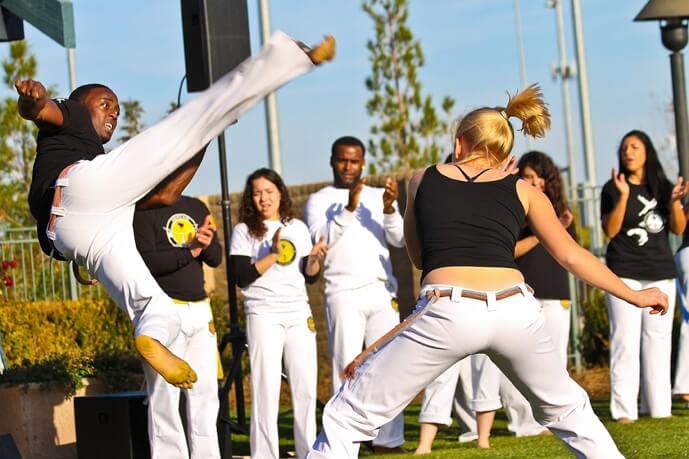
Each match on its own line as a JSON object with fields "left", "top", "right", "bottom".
{"left": 142, "top": 299, "right": 219, "bottom": 459}
{"left": 308, "top": 284, "right": 622, "bottom": 459}
{"left": 325, "top": 282, "right": 404, "bottom": 448}
{"left": 605, "top": 277, "right": 676, "bottom": 420}
{"left": 674, "top": 248, "right": 689, "bottom": 395}
{"left": 246, "top": 308, "right": 317, "bottom": 459}
{"left": 49, "top": 31, "right": 313, "bottom": 348}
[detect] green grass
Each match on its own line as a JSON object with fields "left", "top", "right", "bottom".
{"left": 226, "top": 400, "right": 689, "bottom": 458}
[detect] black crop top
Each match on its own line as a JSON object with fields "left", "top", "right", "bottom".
{"left": 414, "top": 165, "right": 526, "bottom": 281}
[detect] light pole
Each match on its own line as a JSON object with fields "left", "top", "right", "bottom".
{"left": 635, "top": 1, "right": 689, "bottom": 180}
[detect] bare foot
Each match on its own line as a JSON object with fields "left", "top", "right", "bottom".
{"left": 414, "top": 446, "right": 431, "bottom": 455}
{"left": 306, "top": 35, "right": 336, "bottom": 65}
{"left": 679, "top": 393, "right": 689, "bottom": 402}
{"left": 477, "top": 438, "right": 490, "bottom": 449}
{"left": 616, "top": 417, "right": 635, "bottom": 424}
{"left": 135, "top": 335, "right": 197, "bottom": 388}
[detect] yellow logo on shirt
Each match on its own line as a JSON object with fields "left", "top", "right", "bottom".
{"left": 307, "top": 316, "right": 316, "bottom": 333}
{"left": 164, "top": 213, "right": 197, "bottom": 247}
{"left": 560, "top": 300, "right": 571, "bottom": 310}
{"left": 391, "top": 297, "right": 399, "bottom": 312}
{"left": 276, "top": 239, "right": 296, "bottom": 265}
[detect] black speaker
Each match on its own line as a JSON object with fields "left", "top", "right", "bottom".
{"left": 181, "top": 0, "right": 251, "bottom": 92}
{"left": 0, "top": 434, "right": 21, "bottom": 459}
{"left": 0, "top": 7, "right": 24, "bottom": 42}
{"left": 74, "top": 392, "right": 150, "bottom": 459}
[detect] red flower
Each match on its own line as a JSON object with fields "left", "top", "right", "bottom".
{"left": 3, "top": 276, "right": 13, "bottom": 287}
{"left": 9, "top": 260, "right": 16, "bottom": 268}
{"left": 1, "top": 261, "right": 8, "bottom": 269}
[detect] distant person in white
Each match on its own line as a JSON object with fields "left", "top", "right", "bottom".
{"left": 304, "top": 135, "right": 405, "bottom": 453}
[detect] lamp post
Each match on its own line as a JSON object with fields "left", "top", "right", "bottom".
{"left": 635, "top": 0, "right": 689, "bottom": 179}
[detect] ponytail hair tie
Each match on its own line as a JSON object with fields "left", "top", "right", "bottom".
{"left": 498, "top": 109, "right": 509, "bottom": 120}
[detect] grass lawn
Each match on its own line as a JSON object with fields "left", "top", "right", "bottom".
{"left": 226, "top": 400, "right": 689, "bottom": 457}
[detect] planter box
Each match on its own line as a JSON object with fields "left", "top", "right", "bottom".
{"left": 0, "top": 378, "right": 108, "bottom": 459}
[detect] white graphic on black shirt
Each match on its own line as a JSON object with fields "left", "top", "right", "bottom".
{"left": 625, "top": 195, "right": 663, "bottom": 247}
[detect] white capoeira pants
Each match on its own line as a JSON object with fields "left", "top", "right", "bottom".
{"left": 308, "top": 284, "right": 622, "bottom": 459}
{"left": 142, "top": 299, "right": 219, "bottom": 459}
{"left": 470, "top": 353, "right": 545, "bottom": 436}
{"left": 48, "top": 31, "right": 313, "bottom": 347}
{"left": 325, "top": 282, "right": 404, "bottom": 448}
{"left": 674, "top": 248, "right": 689, "bottom": 396}
{"left": 540, "top": 298, "right": 571, "bottom": 367}
{"left": 469, "top": 297, "right": 570, "bottom": 436}
{"left": 605, "top": 277, "right": 676, "bottom": 420}
{"left": 246, "top": 309, "right": 317, "bottom": 459}
{"left": 418, "top": 358, "right": 478, "bottom": 442}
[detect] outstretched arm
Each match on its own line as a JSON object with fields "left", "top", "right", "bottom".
{"left": 15, "top": 79, "right": 63, "bottom": 126}
{"left": 521, "top": 181, "right": 667, "bottom": 314}
{"left": 137, "top": 145, "right": 208, "bottom": 209}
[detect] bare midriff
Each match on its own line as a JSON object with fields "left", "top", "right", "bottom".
{"left": 422, "top": 266, "right": 525, "bottom": 292}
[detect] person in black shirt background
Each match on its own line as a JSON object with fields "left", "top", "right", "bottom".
{"left": 600, "top": 129, "right": 688, "bottom": 423}
{"left": 516, "top": 151, "right": 574, "bottom": 365}
{"left": 133, "top": 195, "right": 222, "bottom": 458}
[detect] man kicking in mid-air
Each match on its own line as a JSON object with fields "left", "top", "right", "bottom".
{"left": 18, "top": 32, "right": 335, "bottom": 392}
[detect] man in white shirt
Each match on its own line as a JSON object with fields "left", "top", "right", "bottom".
{"left": 304, "top": 136, "right": 405, "bottom": 453}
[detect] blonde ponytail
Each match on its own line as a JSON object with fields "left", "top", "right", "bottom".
{"left": 502, "top": 84, "right": 550, "bottom": 139}
{"left": 453, "top": 83, "right": 551, "bottom": 164}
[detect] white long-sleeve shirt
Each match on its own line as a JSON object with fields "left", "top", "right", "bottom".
{"left": 304, "top": 184, "right": 405, "bottom": 296}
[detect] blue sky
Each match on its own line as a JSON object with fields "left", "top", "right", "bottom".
{"left": 2, "top": 0, "right": 680, "bottom": 195}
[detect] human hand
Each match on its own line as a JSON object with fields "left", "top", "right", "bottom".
{"left": 558, "top": 209, "right": 574, "bottom": 228}
{"left": 346, "top": 178, "right": 365, "bottom": 212}
{"left": 671, "top": 177, "right": 689, "bottom": 202}
{"left": 189, "top": 215, "right": 216, "bottom": 258}
{"left": 611, "top": 168, "right": 630, "bottom": 197}
{"left": 270, "top": 227, "right": 283, "bottom": 257}
{"left": 382, "top": 177, "right": 398, "bottom": 214}
{"left": 630, "top": 287, "right": 668, "bottom": 315}
{"left": 15, "top": 79, "right": 48, "bottom": 102}
{"left": 309, "top": 235, "right": 329, "bottom": 262}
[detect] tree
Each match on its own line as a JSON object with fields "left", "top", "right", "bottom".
{"left": 117, "top": 99, "right": 145, "bottom": 143}
{"left": 0, "top": 41, "right": 42, "bottom": 226}
{"left": 363, "top": 0, "right": 455, "bottom": 174}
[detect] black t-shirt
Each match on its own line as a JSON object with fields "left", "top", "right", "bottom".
{"left": 516, "top": 226, "right": 573, "bottom": 300}
{"left": 29, "top": 99, "right": 105, "bottom": 256}
{"left": 600, "top": 180, "right": 676, "bottom": 280}
{"left": 133, "top": 196, "right": 223, "bottom": 302}
{"left": 679, "top": 223, "right": 689, "bottom": 252}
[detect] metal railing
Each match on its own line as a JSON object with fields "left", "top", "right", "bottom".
{"left": 0, "top": 226, "right": 102, "bottom": 302}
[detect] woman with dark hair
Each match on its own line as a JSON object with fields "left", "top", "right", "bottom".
{"left": 229, "top": 168, "right": 327, "bottom": 459}
{"left": 600, "top": 130, "right": 688, "bottom": 423}
{"left": 308, "top": 86, "right": 667, "bottom": 458}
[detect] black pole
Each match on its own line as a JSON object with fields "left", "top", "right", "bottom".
{"left": 660, "top": 19, "right": 689, "bottom": 179}
{"left": 671, "top": 50, "right": 689, "bottom": 179}
{"left": 216, "top": 131, "right": 247, "bottom": 431}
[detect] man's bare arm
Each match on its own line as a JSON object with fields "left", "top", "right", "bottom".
{"left": 136, "top": 146, "right": 208, "bottom": 210}
{"left": 15, "top": 79, "right": 64, "bottom": 126}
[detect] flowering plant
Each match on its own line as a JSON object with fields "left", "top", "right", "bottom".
{"left": 1, "top": 260, "right": 16, "bottom": 288}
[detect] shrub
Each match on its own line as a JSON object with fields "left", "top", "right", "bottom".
{"left": 0, "top": 297, "right": 139, "bottom": 394}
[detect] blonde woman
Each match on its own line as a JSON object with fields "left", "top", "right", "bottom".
{"left": 307, "top": 85, "right": 667, "bottom": 458}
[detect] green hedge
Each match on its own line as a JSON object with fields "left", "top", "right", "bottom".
{"left": 0, "top": 296, "right": 232, "bottom": 394}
